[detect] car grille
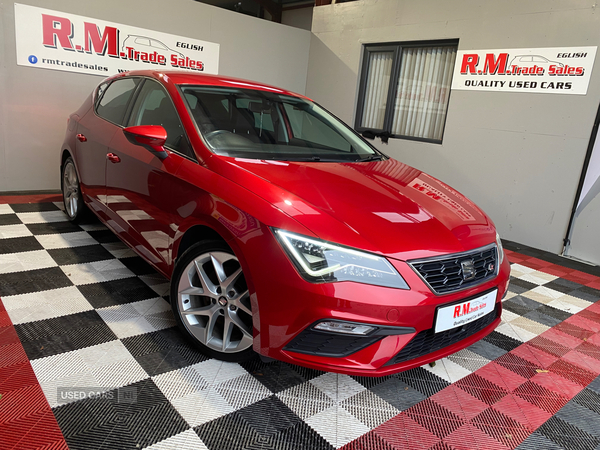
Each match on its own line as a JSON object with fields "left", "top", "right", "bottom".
{"left": 409, "top": 244, "right": 498, "bottom": 294}
{"left": 284, "top": 329, "right": 383, "bottom": 358}
{"left": 385, "top": 303, "right": 500, "bottom": 366}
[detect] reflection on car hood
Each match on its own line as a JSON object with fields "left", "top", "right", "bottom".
{"left": 216, "top": 157, "right": 495, "bottom": 260}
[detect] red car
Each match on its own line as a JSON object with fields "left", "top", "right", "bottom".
{"left": 60, "top": 70, "right": 510, "bottom": 376}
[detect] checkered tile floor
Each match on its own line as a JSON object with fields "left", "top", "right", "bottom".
{"left": 2, "top": 199, "right": 600, "bottom": 450}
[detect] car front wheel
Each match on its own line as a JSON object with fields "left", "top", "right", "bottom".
{"left": 61, "top": 156, "right": 87, "bottom": 222}
{"left": 171, "top": 241, "right": 255, "bottom": 362}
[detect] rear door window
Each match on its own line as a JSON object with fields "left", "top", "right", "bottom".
{"left": 96, "top": 78, "right": 141, "bottom": 126}
{"left": 127, "top": 79, "right": 195, "bottom": 159}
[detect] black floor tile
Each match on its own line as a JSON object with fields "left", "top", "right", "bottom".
{"left": 509, "top": 278, "right": 539, "bottom": 292}
{"left": 119, "top": 256, "right": 157, "bottom": 276}
{"left": 536, "top": 304, "right": 572, "bottom": 322}
{"left": 48, "top": 244, "right": 115, "bottom": 265}
{"left": 87, "top": 229, "right": 121, "bottom": 244}
{"left": 15, "top": 310, "right": 118, "bottom": 359}
{"left": 556, "top": 401, "right": 600, "bottom": 438}
{"left": 468, "top": 339, "right": 508, "bottom": 360}
{"left": 241, "top": 357, "right": 310, "bottom": 394}
{"left": 121, "top": 327, "right": 207, "bottom": 376}
{"left": 396, "top": 367, "right": 450, "bottom": 397}
{"left": 537, "top": 416, "right": 600, "bottom": 450}
{"left": 586, "top": 376, "right": 600, "bottom": 395}
{"left": 509, "top": 294, "right": 543, "bottom": 311}
{"left": 569, "top": 287, "right": 600, "bottom": 303}
{"left": 503, "top": 300, "right": 536, "bottom": 317}
{"left": 545, "top": 278, "right": 584, "bottom": 292}
{"left": 573, "top": 388, "right": 600, "bottom": 415}
{"left": 0, "top": 266, "right": 72, "bottom": 296}
{"left": 524, "top": 310, "right": 562, "bottom": 328}
{"left": 195, "top": 398, "right": 334, "bottom": 450}
{"left": 54, "top": 378, "right": 188, "bottom": 450}
{"left": 10, "top": 202, "right": 60, "bottom": 212}
{"left": 483, "top": 330, "right": 521, "bottom": 352}
{"left": 26, "top": 221, "right": 82, "bottom": 235}
{"left": 0, "top": 236, "right": 43, "bottom": 254}
{"left": 77, "top": 277, "right": 159, "bottom": 308}
{"left": 0, "top": 214, "right": 21, "bottom": 226}
{"left": 370, "top": 376, "right": 427, "bottom": 411}
{"left": 516, "top": 431, "right": 564, "bottom": 450}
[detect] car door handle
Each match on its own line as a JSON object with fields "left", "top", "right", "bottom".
{"left": 107, "top": 153, "right": 121, "bottom": 163}
{"left": 76, "top": 134, "right": 87, "bottom": 142}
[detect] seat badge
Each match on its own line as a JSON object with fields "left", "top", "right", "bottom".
{"left": 460, "top": 260, "right": 476, "bottom": 281}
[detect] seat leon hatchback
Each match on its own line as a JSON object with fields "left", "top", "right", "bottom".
{"left": 61, "top": 70, "right": 510, "bottom": 376}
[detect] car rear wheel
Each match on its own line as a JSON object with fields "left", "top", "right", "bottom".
{"left": 171, "top": 241, "right": 255, "bottom": 362}
{"left": 61, "top": 157, "right": 87, "bottom": 222}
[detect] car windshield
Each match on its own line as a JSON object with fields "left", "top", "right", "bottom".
{"left": 179, "top": 85, "right": 380, "bottom": 162}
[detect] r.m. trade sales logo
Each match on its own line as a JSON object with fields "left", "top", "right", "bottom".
{"left": 41, "top": 14, "right": 206, "bottom": 71}
{"left": 451, "top": 46, "right": 596, "bottom": 95}
{"left": 459, "top": 52, "right": 587, "bottom": 91}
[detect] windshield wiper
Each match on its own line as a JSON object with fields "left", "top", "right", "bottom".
{"left": 355, "top": 154, "right": 383, "bottom": 162}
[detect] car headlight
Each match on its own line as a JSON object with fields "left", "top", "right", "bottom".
{"left": 273, "top": 229, "right": 409, "bottom": 289}
{"left": 496, "top": 232, "right": 504, "bottom": 264}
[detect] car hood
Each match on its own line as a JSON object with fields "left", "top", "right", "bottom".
{"left": 213, "top": 156, "right": 496, "bottom": 260}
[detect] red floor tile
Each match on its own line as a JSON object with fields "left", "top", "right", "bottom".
{"left": 444, "top": 423, "right": 511, "bottom": 450}
{"left": 430, "top": 385, "right": 489, "bottom": 422}
{"left": 375, "top": 413, "right": 442, "bottom": 450}
{"left": 493, "top": 393, "right": 551, "bottom": 430}
{"left": 0, "top": 194, "right": 62, "bottom": 204}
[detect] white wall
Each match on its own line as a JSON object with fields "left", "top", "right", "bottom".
{"left": 0, "top": 0, "right": 311, "bottom": 192}
{"left": 305, "top": 0, "right": 600, "bottom": 254}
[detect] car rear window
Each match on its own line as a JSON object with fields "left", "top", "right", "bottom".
{"left": 96, "top": 78, "right": 141, "bottom": 125}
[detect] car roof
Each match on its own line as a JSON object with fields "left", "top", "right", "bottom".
{"left": 106, "top": 70, "right": 310, "bottom": 100}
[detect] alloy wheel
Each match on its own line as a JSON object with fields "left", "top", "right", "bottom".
{"left": 62, "top": 161, "right": 79, "bottom": 218}
{"left": 177, "top": 251, "right": 253, "bottom": 354}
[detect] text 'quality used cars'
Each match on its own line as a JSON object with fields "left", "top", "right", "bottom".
{"left": 60, "top": 70, "right": 510, "bottom": 376}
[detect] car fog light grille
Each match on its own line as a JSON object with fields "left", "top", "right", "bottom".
{"left": 409, "top": 244, "right": 498, "bottom": 294}
{"left": 386, "top": 303, "right": 500, "bottom": 366}
{"left": 285, "top": 320, "right": 415, "bottom": 358}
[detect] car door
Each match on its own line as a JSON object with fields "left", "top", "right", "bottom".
{"left": 75, "top": 77, "right": 141, "bottom": 211}
{"left": 105, "top": 78, "right": 196, "bottom": 274}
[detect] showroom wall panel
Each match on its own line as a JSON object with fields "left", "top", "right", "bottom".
{"left": 0, "top": 0, "right": 311, "bottom": 192}
{"left": 305, "top": 0, "right": 600, "bottom": 255}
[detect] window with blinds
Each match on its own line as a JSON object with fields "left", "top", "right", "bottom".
{"left": 355, "top": 41, "right": 458, "bottom": 144}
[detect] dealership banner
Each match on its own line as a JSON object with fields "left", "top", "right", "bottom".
{"left": 451, "top": 46, "right": 596, "bottom": 94}
{"left": 14, "top": 3, "right": 219, "bottom": 77}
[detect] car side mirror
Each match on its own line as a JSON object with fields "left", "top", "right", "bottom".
{"left": 123, "top": 125, "right": 169, "bottom": 160}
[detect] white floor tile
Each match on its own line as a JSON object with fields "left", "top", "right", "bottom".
{"left": 0, "top": 224, "right": 33, "bottom": 239}
{"left": 97, "top": 298, "right": 175, "bottom": 339}
{"left": 16, "top": 210, "right": 68, "bottom": 224}
{"left": 306, "top": 406, "right": 370, "bottom": 449}
{"left": 310, "top": 373, "right": 365, "bottom": 402}
{"left": 3, "top": 286, "right": 93, "bottom": 324}
{"left": 145, "top": 430, "right": 209, "bottom": 450}
{"left": 0, "top": 204, "right": 14, "bottom": 214}
{"left": 60, "top": 259, "right": 135, "bottom": 285}
{"left": 171, "top": 388, "right": 234, "bottom": 427}
{"left": 0, "top": 249, "right": 57, "bottom": 274}
{"left": 35, "top": 231, "right": 97, "bottom": 249}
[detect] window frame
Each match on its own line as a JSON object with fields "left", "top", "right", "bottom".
{"left": 355, "top": 39, "right": 459, "bottom": 145}
{"left": 94, "top": 76, "right": 197, "bottom": 162}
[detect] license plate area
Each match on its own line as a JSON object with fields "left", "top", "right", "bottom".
{"left": 435, "top": 289, "right": 497, "bottom": 333}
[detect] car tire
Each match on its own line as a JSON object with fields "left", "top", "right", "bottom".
{"left": 61, "top": 156, "right": 88, "bottom": 223}
{"left": 171, "top": 240, "right": 255, "bottom": 362}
